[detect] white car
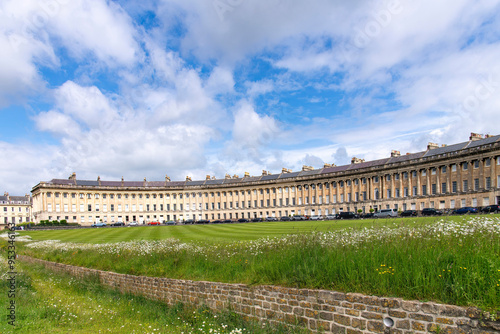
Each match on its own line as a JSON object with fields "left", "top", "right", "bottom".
{"left": 309, "top": 215, "right": 322, "bottom": 220}
{"left": 373, "top": 209, "right": 398, "bottom": 218}
{"left": 325, "top": 215, "right": 336, "bottom": 220}
{"left": 128, "top": 221, "right": 139, "bottom": 226}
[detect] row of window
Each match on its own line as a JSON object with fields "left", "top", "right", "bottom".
{"left": 2, "top": 207, "right": 30, "bottom": 212}
{"left": 45, "top": 175, "right": 498, "bottom": 213}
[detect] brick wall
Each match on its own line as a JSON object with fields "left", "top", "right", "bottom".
{"left": 19, "top": 256, "right": 499, "bottom": 333}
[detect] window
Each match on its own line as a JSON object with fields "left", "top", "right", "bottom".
{"left": 485, "top": 158, "right": 491, "bottom": 167}
{"left": 474, "top": 160, "right": 479, "bottom": 168}
{"left": 412, "top": 171, "right": 417, "bottom": 177}
{"left": 55, "top": 192, "right": 60, "bottom": 198}
{"left": 431, "top": 184, "right": 436, "bottom": 195}
{"left": 395, "top": 188, "right": 400, "bottom": 198}
{"left": 363, "top": 191, "right": 367, "bottom": 201}
{"left": 441, "top": 183, "right": 446, "bottom": 194}
{"left": 362, "top": 178, "right": 366, "bottom": 184}
{"left": 452, "top": 181, "right": 457, "bottom": 193}
{"left": 102, "top": 194, "right": 106, "bottom": 199}
{"left": 111, "top": 204, "right": 114, "bottom": 212}
{"left": 474, "top": 178, "right": 479, "bottom": 191}
{"left": 421, "top": 169, "right": 427, "bottom": 176}
{"left": 451, "top": 164, "right": 457, "bottom": 172}
{"left": 386, "top": 189, "right": 391, "bottom": 198}
{"left": 403, "top": 172, "right": 408, "bottom": 179}
{"left": 373, "top": 176, "right": 379, "bottom": 183}
{"left": 386, "top": 175, "right": 391, "bottom": 181}
{"left": 463, "top": 180, "right": 468, "bottom": 191}
{"left": 95, "top": 194, "right": 99, "bottom": 199}
{"left": 404, "top": 187, "right": 408, "bottom": 197}
{"left": 431, "top": 168, "right": 436, "bottom": 175}
{"left": 395, "top": 174, "right": 400, "bottom": 180}
{"left": 103, "top": 204, "right": 107, "bottom": 212}
{"left": 463, "top": 162, "right": 468, "bottom": 170}
{"left": 441, "top": 166, "right": 446, "bottom": 173}
{"left": 413, "top": 186, "right": 417, "bottom": 196}
{"left": 422, "top": 185, "right": 427, "bottom": 196}
{"left": 88, "top": 204, "right": 92, "bottom": 212}
{"left": 485, "top": 177, "right": 491, "bottom": 190}
{"left": 347, "top": 180, "right": 351, "bottom": 186}
{"left": 95, "top": 204, "right": 99, "bottom": 212}
{"left": 354, "top": 179, "right": 359, "bottom": 185}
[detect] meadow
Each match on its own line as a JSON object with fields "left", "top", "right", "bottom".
{"left": 0, "top": 258, "right": 307, "bottom": 333}
{"left": 14, "top": 215, "right": 500, "bottom": 313}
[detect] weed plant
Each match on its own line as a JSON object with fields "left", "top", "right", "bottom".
{"left": 15, "top": 216, "right": 500, "bottom": 312}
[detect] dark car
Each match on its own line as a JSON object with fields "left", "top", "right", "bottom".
{"left": 196, "top": 219, "right": 210, "bottom": 224}
{"left": 280, "top": 216, "right": 291, "bottom": 221}
{"left": 110, "top": 222, "right": 125, "bottom": 226}
{"left": 251, "top": 217, "right": 263, "bottom": 222}
{"left": 237, "top": 218, "right": 249, "bottom": 223}
{"left": 222, "top": 219, "right": 232, "bottom": 224}
{"left": 481, "top": 205, "right": 500, "bottom": 213}
{"left": 400, "top": 210, "right": 418, "bottom": 217}
{"left": 361, "top": 212, "right": 374, "bottom": 218}
{"left": 183, "top": 219, "right": 195, "bottom": 224}
{"left": 421, "top": 208, "right": 443, "bottom": 216}
{"left": 453, "top": 207, "right": 478, "bottom": 215}
{"left": 211, "top": 220, "right": 222, "bottom": 224}
{"left": 337, "top": 212, "right": 358, "bottom": 219}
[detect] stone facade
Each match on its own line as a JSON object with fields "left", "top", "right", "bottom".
{"left": 31, "top": 133, "right": 500, "bottom": 225}
{"left": 0, "top": 192, "right": 32, "bottom": 227}
{"left": 20, "top": 256, "right": 500, "bottom": 333}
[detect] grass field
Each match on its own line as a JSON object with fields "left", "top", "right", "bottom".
{"left": 14, "top": 215, "right": 500, "bottom": 313}
{"left": 0, "top": 259, "right": 307, "bottom": 333}
{"left": 17, "top": 215, "right": 485, "bottom": 244}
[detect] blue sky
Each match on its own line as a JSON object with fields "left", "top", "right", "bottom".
{"left": 1, "top": 0, "right": 500, "bottom": 194}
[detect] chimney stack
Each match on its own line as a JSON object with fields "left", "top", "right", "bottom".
{"left": 351, "top": 157, "right": 365, "bottom": 164}
{"left": 470, "top": 132, "right": 483, "bottom": 141}
{"left": 391, "top": 150, "right": 401, "bottom": 157}
{"left": 427, "top": 142, "right": 439, "bottom": 150}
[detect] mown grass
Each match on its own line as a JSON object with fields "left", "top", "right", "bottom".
{"left": 0, "top": 258, "right": 308, "bottom": 333}
{"left": 17, "top": 215, "right": 484, "bottom": 244}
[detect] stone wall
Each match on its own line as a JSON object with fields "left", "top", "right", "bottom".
{"left": 19, "top": 256, "right": 499, "bottom": 333}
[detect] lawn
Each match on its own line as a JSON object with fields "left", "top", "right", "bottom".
{"left": 14, "top": 215, "right": 500, "bottom": 313}
{"left": 16, "top": 215, "right": 477, "bottom": 244}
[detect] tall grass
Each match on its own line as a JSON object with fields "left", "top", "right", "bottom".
{"left": 17, "top": 217, "right": 500, "bottom": 312}
{"left": 0, "top": 258, "right": 308, "bottom": 333}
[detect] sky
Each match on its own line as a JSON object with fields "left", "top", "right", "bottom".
{"left": 1, "top": 0, "right": 500, "bottom": 194}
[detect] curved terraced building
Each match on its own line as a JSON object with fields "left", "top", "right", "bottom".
{"left": 31, "top": 133, "right": 500, "bottom": 225}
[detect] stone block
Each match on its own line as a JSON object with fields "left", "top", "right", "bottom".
{"left": 334, "top": 314, "right": 351, "bottom": 326}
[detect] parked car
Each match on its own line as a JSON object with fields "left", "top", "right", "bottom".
{"left": 291, "top": 215, "right": 306, "bottom": 221}
{"left": 421, "top": 208, "right": 443, "bottom": 216}
{"left": 251, "top": 217, "right": 263, "bottom": 222}
{"left": 183, "top": 219, "right": 195, "bottom": 224}
{"left": 373, "top": 209, "right": 398, "bottom": 218}
{"left": 237, "top": 218, "right": 249, "bottom": 223}
{"left": 110, "top": 222, "right": 125, "bottom": 226}
{"left": 91, "top": 222, "right": 107, "bottom": 227}
{"left": 265, "top": 217, "right": 277, "bottom": 221}
{"left": 324, "top": 214, "right": 336, "bottom": 220}
{"left": 400, "top": 210, "right": 418, "bottom": 217}
{"left": 128, "top": 221, "right": 138, "bottom": 226}
{"left": 309, "top": 215, "right": 322, "bottom": 220}
{"left": 361, "top": 212, "right": 374, "bottom": 218}
{"left": 337, "top": 212, "right": 358, "bottom": 219}
{"left": 163, "top": 220, "right": 176, "bottom": 225}
{"left": 211, "top": 220, "right": 223, "bottom": 224}
{"left": 280, "top": 216, "right": 291, "bottom": 221}
{"left": 147, "top": 221, "right": 161, "bottom": 225}
{"left": 481, "top": 205, "right": 500, "bottom": 213}
{"left": 222, "top": 219, "right": 232, "bottom": 224}
{"left": 452, "top": 207, "right": 478, "bottom": 214}
{"left": 196, "top": 219, "right": 210, "bottom": 224}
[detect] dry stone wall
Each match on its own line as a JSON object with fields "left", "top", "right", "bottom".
{"left": 20, "top": 256, "right": 499, "bottom": 333}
